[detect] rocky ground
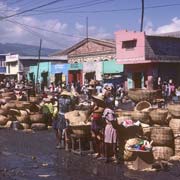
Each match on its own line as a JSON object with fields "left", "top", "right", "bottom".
{"left": 0, "top": 129, "right": 180, "bottom": 180}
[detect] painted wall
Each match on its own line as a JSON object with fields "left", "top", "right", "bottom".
{"left": 103, "top": 59, "right": 123, "bottom": 74}
{"left": 115, "top": 30, "right": 146, "bottom": 64}
{"left": 51, "top": 63, "right": 69, "bottom": 84}
{"left": 29, "top": 62, "right": 51, "bottom": 83}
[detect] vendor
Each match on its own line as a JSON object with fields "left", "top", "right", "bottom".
{"left": 90, "top": 94, "right": 105, "bottom": 159}
{"left": 53, "top": 91, "right": 75, "bottom": 149}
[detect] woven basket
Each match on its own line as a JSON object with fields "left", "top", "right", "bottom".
{"left": 9, "top": 109, "right": 20, "bottom": 116}
{"left": 70, "top": 125, "right": 91, "bottom": 137}
{"left": 174, "top": 137, "right": 180, "bottom": 156}
{"left": 131, "top": 111, "right": 150, "bottom": 124}
{"left": 169, "top": 118, "right": 180, "bottom": 136}
{"left": 128, "top": 88, "right": 158, "bottom": 102}
{"left": 151, "top": 127, "right": 173, "bottom": 146}
{"left": 167, "top": 104, "right": 180, "bottom": 117}
{"left": 21, "top": 123, "right": 30, "bottom": 130}
{"left": 29, "top": 96, "right": 40, "bottom": 103}
{"left": 153, "top": 146, "right": 174, "bottom": 160}
{"left": 1, "top": 92, "right": 14, "bottom": 97}
{"left": 29, "top": 104, "right": 42, "bottom": 112}
{"left": 149, "top": 108, "right": 168, "bottom": 125}
{"left": 31, "top": 123, "right": 47, "bottom": 131}
{"left": 141, "top": 123, "right": 151, "bottom": 139}
{"left": 16, "top": 114, "right": 29, "bottom": 123}
{"left": 15, "top": 101, "right": 31, "bottom": 110}
{"left": 0, "top": 115, "right": 8, "bottom": 126}
{"left": 115, "top": 110, "right": 132, "bottom": 117}
{"left": 3, "top": 102, "right": 16, "bottom": 110}
{"left": 30, "top": 113, "right": 44, "bottom": 123}
{"left": 135, "top": 101, "right": 152, "bottom": 111}
{"left": 0, "top": 108, "right": 8, "bottom": 116}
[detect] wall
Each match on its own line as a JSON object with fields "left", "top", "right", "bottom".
{"left": 115, "top": 30, "right": 146, "bottom": 64}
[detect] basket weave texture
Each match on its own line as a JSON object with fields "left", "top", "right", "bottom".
{"left": 128, "top": 88, "right": 158, "bottom": 102}
{"left": 168, "top": 104, "right": 180, "bottom": 117}
{"left": 153, "top": 146, "right": 174, "bottom": 160}
{"left": 149, "top": 108, "right": 168, "bottom": 125}
{"left": 151, "top": 127, "right": 173, "bottom": 146}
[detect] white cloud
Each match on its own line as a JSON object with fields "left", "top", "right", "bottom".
{"left": 145, "top": 17, "right": 180, "bottom": 35}
{"left": 0, "top": 2, "right": 112, "bottom": 50}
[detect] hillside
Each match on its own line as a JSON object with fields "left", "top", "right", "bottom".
{"left": 0, "top": 43, "right": 59, "bottom": 56}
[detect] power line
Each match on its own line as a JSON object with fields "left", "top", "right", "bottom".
{"left": 25, "top": 2, "right": 180, "bottom": 15}
{"left": 0, "top": 0, "right": 65, "bottom": 20}
{"left": 5, "top": 18, "right": 85, "bottom": 39}
{"left": 20, "top": 0, "right": 115, "bottom": 16}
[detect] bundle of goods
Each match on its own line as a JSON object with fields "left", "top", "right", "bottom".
{"left": 128, "top": 88, "right": 158, "bottom": 103}
{"left": 65, "top": 110, "right": 91, "bottom": 136}
{"left": 149, "top": 108, "right": 168, "bottom": 125}
{"left": 151, "top": 127, "right": 174, "bottom": 160}
{"left": 132, "top": 101, "right": 151, "bottom": 124}
{"left": 127, "top": 139, "right": 153, "bottom": 152}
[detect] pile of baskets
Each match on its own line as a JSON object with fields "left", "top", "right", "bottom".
{"left": 128, "top": 88, "right": 158, "bottom": 103}
{"left": 0, "top": 90, "right": 47, "bottom": 131}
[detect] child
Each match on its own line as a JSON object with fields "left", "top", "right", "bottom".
{"left": 102, "top": 97, "right": 118, "bottom": 163}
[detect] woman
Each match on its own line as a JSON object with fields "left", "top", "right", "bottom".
{"left": 102, "top": 97, "right": 118, "bottom": 163}
{"left": 90, "top": 94, "right": 105, "bottom": 159}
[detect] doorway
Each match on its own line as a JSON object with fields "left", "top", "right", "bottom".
{"left": 55, "top": 73, "right": 62, "bottom": 86}
{"left": 132, "top": 72, "right": 142, "bottom": 88}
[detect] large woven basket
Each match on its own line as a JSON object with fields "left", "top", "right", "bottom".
{"left": 167, "top": 104, "right": 180, "bottom": 117}
{"left": 15, "top": 101, "right": 31, "bottom": 110}
{"left": 29, "top": 96, "right": 40, "bottom": 103}
{"left": 151, "top": 127, "right": 173, "bottom": 147}
{"left": 174, "top": 137, "right": 180, "bottom": 156}
{"left": 1, "top": 92, "right": 14, "bottom": 97}
{"left": 131, "top": 111, "right": 150, "bottom": 124}
{"left": 128, "top": 88, "right": 158, "bottom": 103}
{"left": 30, "top": 113, "right": 44, "bottom": 123}
{"left": 135, "top": 101, "right": 151, "bottom": 111}
{"left": 152, "top": 146, "right": 174, "bottom": 160}
{"left": 0, "top": 115, "right": 8, "bottom": 126}
{"left": 169, "top": 118, "right": 180, "bottom": 136}
{"left": 149, "top": 108, "right": 168, "bottom": 125}
{"left": 70, "top": 125, "right": 91, "bottom": 137}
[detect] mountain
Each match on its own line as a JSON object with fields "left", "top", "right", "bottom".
{"left": 0, "top": 43, "right": 60, "bottom": 56}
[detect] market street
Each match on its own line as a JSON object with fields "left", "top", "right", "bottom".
{"left": 0, "top": 129, "right": 179, "bottom": 180}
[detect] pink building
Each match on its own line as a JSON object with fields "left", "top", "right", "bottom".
{"left": 115, "top": 30, "right": 180, "bottom": 89}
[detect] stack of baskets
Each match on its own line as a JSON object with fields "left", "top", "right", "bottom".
{"left": 128, "top": 88, "right": 158, "bottom": 103}
{"left": 0, "top": 91, "right": 47, "bottom": 131}
{"left": 151, "top": 127, "right": 174, "bottom": 160}
{"left": 168, "top": 104, "right": 180, "bottom": 156}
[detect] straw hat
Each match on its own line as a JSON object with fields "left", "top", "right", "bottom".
{"left": 61, "top": 90, "right": 73, "bottom": 97}
{"left": 92, "top": 94, "right": 104, "bottom": 102}
{"left": 43, "top": 98, "right": 51, "bottom": 102}
{"left": 87, "top": 86, "right": 95, "bottom": 90}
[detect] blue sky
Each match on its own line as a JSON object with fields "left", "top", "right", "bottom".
{"left": 0, "top": 0, "right": 180, "bottom": 49}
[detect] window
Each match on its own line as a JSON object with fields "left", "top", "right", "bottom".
{"left": 122, "top": 39, "right": 137, "bottom": 49}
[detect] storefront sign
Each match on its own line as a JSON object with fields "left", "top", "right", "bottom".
{"left": 69, "top": 63, "right": 83, "bottom": 71}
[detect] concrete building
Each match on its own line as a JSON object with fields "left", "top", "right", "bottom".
{"left": 6, "top": 54, "right": 67, "bottom": 84}
{"left": 115, "top": 30, "right": 180, "bottom": 89}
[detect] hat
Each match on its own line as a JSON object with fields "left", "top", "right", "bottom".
{"left": 105, "top": 86, "right": 112, "bottom": 91}
{"left": 93, "top": 107, "right": 104, "bottom": 113}
{"left": 87, "top": 86, "right": 95, "bottom": 90}
{"left": 61, "top": 90, "right": 73, "bottom": 97}
{"left": 92, "top": 94, "right": 104, "bottom": 102}
{"left": 43, "top": 98, "right": 51, "bottom": 102}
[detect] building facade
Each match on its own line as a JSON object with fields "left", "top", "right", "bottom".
{"left": 115, "top": 30, "right": 180, "bottom": 89}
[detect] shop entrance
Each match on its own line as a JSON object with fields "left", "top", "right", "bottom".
{"left": 85, "top": 72, "right": 95, "bottom": 83}
{"left": 55, "top": 73, "right": 62, "bottom": 86}
{"left": 132, "top": 72, "right": 142, "bottom": 88}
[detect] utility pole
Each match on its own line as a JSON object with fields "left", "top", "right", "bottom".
{"left": 140, "top": 0, "right": 144, "bottom": 32}
{"left": 36, "top": 39, "right": 42, "bottom": 94}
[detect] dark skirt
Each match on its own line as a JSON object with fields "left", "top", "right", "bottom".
{"left": 52, "top": 114, "right": 67, "bottom": 130}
